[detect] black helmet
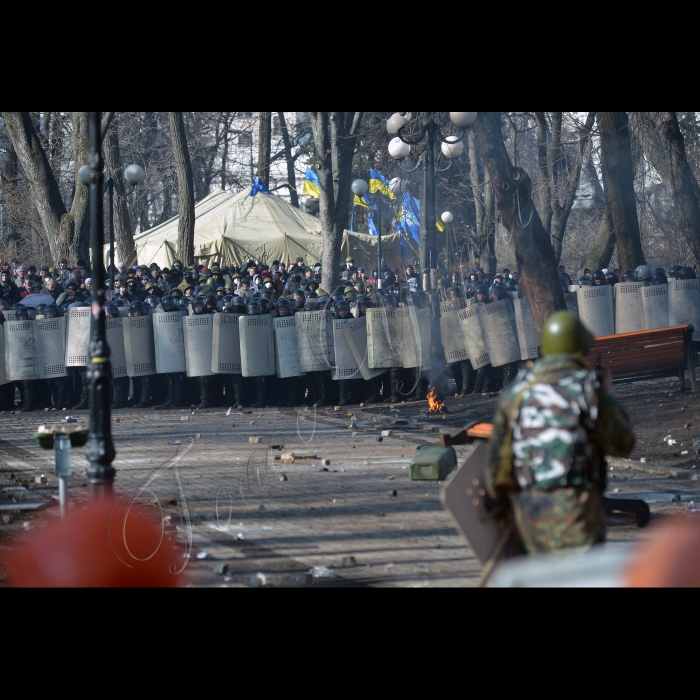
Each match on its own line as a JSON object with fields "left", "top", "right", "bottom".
{"left": 204, "top": 293, "right": 218, "bottom": 309}
{"left": 36, "top": 303, "right": 47, "bottom": 315}
{"left": 621, "top": 270, "right": 637, "bottom": 282}
{"left": 651, "top": 269, "right": 668, "bottom": 285}
{"left": 276, "top": 299, "right": 291, "bottom": 317}
{"left": 232, "top": 296, "right": 247, "bottom": 313}
{"left": 605, "top": 272, "right": 619, "bottom": 286}
{"left": 129, "top": 300, "right": 146, "bottom": 317}
{"left": 259, "top": 289, "right": 274, "bottom": 301}
{"left": 668, "top": 265, "right": 683, "bottom": 279}
{"left": 177, "top": 301, "right": 189, "bottom": 314}
{"left": 60, "top": 304, "right": 71, "bottom": 316}
{"left": 191, "top": 297, "right": 206, "bottom": 314}
{"left": 145, "top": 295, "right": 159, "bottom": 310}
{"left": 382, "top": 295, "right": 397, "bottom": 308}
{"left": 258, "top": 298, "right": 271, "bottom": 314}
{"left": 679, "top": 266, "right": 697, "bottom": 280}
{"left": 114, "top": 298, "right": 128, "bottom": 307}
{"left": 222, "top": 305, "right": 238, "bottom": 314}
{"left": 335, "top": 300, "right": 351, "bottom": 318}
{"left": 635, "top": 265, "right": 652, "bottom": 282}
{"left": 446, "top": 287, "right": 463, "bottom": 301}
{"left": 15, "top": 306, "right": 30, "bottom": 321}
{"left": 248, "top": 302, "right": 261, "bottom": 315}
{"left": 474, "top": 284, "right": 490, "bottom": 301}
{"left": 356, "top": 295, "right": 372, "bottom": 316}
{"left": 222, "top": 295, "right": 233, "bottom": 306}
{"left": 306, "top": 291, "right": 319, "bottom": 300}
{"left": 590, "top": 270, "right": 607, "bottom": 286}
{"left": 489, "top": 285, "right": 509, "bottom": 302}
{"left": 331, "top": 293, "right": 345, "bottom": 307}
{"left": 288, "top": 299, "right": 299, "bottom": 314}
{"left": 105, "top": 303, "right": 119, "bottom": 318}
{"left": 0, "top": 299, "right": 9, "bottom": 310}
{"left": 161, "top": 295, "right": 177, "bottom": 312}
{"left": 303, "top": 300, "right": 318, "bottom": 312}
{"left": 43, "top": 304, "right": 60, "bottom": 319}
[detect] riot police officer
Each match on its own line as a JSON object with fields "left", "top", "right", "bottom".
{"left": 444, "top": 287, "right": 474, "bottom": 397}
{"left": 490, "top": 284, "right": 519, "bottom": 389}
{"left": 589, "top": 270, "right": 606, "bottom": 286}
{"left": 126, "top": 300, "right": 154, "bottom": 408}
{"left": 635, "top": 265, "right": 652, "bottom": 286}
{"left": 154, "top": 296, "right": 189, "bottom": 410}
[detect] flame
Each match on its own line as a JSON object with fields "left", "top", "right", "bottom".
{"left": 427, "top": 385, "right": 445, "bottom": 414}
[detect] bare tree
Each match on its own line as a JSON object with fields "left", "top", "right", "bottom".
{"left": 257, "top": 112, "right": 272, "bottom": 189}
{"left": 169, "top": 112, "right": 196, "bottom": 265}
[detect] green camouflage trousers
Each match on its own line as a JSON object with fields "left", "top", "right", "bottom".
{"left": 509, "top": 487, "right": 605, "bottom": 554}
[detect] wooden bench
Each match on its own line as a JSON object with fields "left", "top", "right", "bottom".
{"left": 584, "top": 324, "right": 696, "bottom": 392}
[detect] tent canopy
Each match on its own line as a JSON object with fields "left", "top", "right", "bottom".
{"left": 123, "top": 188, "right": 417, "bottom": 273}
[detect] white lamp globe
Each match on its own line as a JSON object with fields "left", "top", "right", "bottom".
{"left": 351, "top": 179, "right": 369, "bottom": 196}
{"left": 441, "top": 136, "right": 464, "bottom": 159}
{"left": 441, "top": 211, "right": 454, "bottom": 224}
{"left": 78, "top": 165, "right": 91, "bottom": 186}
{"left": 450, "top": 112, "right": 477, "bottom": 128}
{"left": 386, "top": 112, "right": 408, "bottom": 135}
{"left": 389, "top": 177, "right": 405, "bottom": 194}
{"left": 388, "top": 137, "right": 411, "bottom": 159}
{"left": 124, "top": 164, "right": 146, "bottom": 185}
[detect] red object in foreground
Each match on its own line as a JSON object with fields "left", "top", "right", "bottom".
{"left": 3, "top": 499, "right": 186, "bottom": 588}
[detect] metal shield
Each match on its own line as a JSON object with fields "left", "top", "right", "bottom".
{"left": 123, "top": 315, "right": 156, "bottom": 377}
{"left": 641, "top": 284, "right": 669, "bottom": 330}
{"left": 65, "top": 307, "right": 91, "bottom": 367}
{"left": 513, "top": 298, "right": 539, "bottom": 361}
{"left": 212, "top": 313, "right": 242, "bottom": 375}
{"left": 183, "top": 314, "right": 214, "bottom": 377}
{"left": 0, "top": 326, "right": 8, "bottom": 386}
{"left": 479, "top": 299, "right": 520, "bottom": 368}
{"left": 106, "top": 318, "right": 127, "bottom": 378}
{"left": 577, "top": 285, "right": 614, "bottom": 337}
{"left": 240, "top": 314, "right": 275, "bottom": 377}
{"left": 459, "top": 304, "right": 490, "bottom": 370}
{"left": 4, "top": 310, "right": 35, "bottom": 321}
{"left": 152, "top": 311, "right": 186, "bottom": 374}
{"left": 274, "top": 316, "right": 301, "bottom": 379}
{"left": 332, "top": 318, "right": 360, "bottom": 380}
{"left": 35, "top": 316, "right": 67, "bottom": 379}
{"left": 366, "top": 308, "right": 400, "bottom": 369}
{"left": 440, "top": 300, "right": 469, "bottom": 365}
{"left": 669, "top": 279, "right": 700, "bottom": 340}
{"left": 399, "top": 307, "right": 431, "bottom": 370}
{"left": 296, "top": 310, "right": 334, "bottom": 373}
{"left": 614, "top": 282, "right": 643, "bottom": 334}
{"left": 564, "top": 292, "right": 579, "bottom": 316}
{"left": 341, "top": 316, "right": 384, "bottom": 381}
{"left": 5, "top": 319, "right": 40, "bottom": 381}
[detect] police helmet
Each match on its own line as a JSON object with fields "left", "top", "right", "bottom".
{"left": 161, "top": 295, "right": 177, "bottom": 313}
{"left": 590, "top": 270, "right": 607, "bottom": 286}
{"left": 489, "top": 285, "right": 509, "bottom": 302}
{"left": 303, "top": 300, "right": 318, "bottom": 312}
{"left": 15, "top": 306, "right": 30, "bottom": 321}
{"left": 222, "top": 305, "right": 238, "bottom": 314}
{"left": 60, "top": 304, "right": 71, "bottom": 316}
{"left": 129, "top": 300, "right": 146, "bottom": 317}
{"left": 36, "top": 303, "right": 47, "bottom": 315}
{"left": 605, "top": 272, "right": 619, "bottom": 286}
{"left": 105, "top": 303, "right": 119, "bottom": 319}
{"left": 679, "top": 266, "right": 697, "bottom": 280}
{"left": 276, "top": 299, "right": 291, "bottom": 317}
{"left": 382, "top": 295, "right": 397, "bottom": 308}
{"left": 204, "top": 293, "right": 218, "bottom": 309}
{"left": 306, "top": 291, "right": 319, "bottom": 300}
{"left": 331, "top": 293, "right": 345, "bottom": 307}
{"left": 191, "top": 297, "right": 207, "bottom": 314}
{"left": 248, "top": 302, "right": 261, "bottom": 315}
{"left": 447, "top": 287, "right": 463, "bottom": 301}
{"left": 668, "top": 265, "right": 683, "bottom": 279}
{"left": 258, "top": 298, "right": 271, "bottom": 314}
{"left": 474, "top": 284, "right": 490, "bottom": 301}
{"left": 335, "top": 300, "right": 351, "bottom": 318}
{"left": 635, "top": 265, "right": 652, "bottom": 282}
{"left": 0, "top": 299, "right": 8, "bottom": 311}
{"left": 288, "top": 299, "right": 299, "bottom": 314}
{"left": 621, "top": 270, "right": 637, "bottom": 282}
{"left": 177, "top": 302, "right": 190, "bottom": 315}
{"left": 222, "top": 295, "right": 233, "bottom": 307}
{"left": 43, "top": 305, "right": 60, "bottom": 319}
{"left": 356, "top": 295, "right": 372, "bottom": 316}
{"left": 232, "top": 296, "right": 247, "bottom": 313}
{"left": 651, "top": 270, "right": 668, "bottom": 285}
{"left": 145, "top": 295, "right": 160, "bottom": 310}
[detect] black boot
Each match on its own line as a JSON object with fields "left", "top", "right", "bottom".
{"left": 389, "top": 369, "right": 401, "bottom": 403}
{"left": 172, "top": 376, "right": 189, "bottom": 408}
{"left": 155, "top": 376, "right": 176, "bottom": 409}
{"left": 313, "top": 373, "right": 329, "bottom": 407}
{"left": 338, "top": 380, "right": 351, "bottom": 406}
{"left": 472, "top": 367, "right": 487, "bottom": 395}
{"left": 136, "top": 376, "right": 154, "bottom": 408}
{"left": 253, "top": 376, "right": 267, "bottom": 409}
{"left": 461, "top": 361, "right": 475, "bottom": 396}
{"left": 20, "top": 381, "right": 37, "bottom": 412}
{"left": 366, "top": 375, "right": 382, "bottom": 403}
{"left": 197, "top": 376, "right": 211, "bottom": 409}
{"left": 285, "top": 377, "right": 300, "bottom": 407}
{"left": 72, "top": 375, "right": 89, "bottom": 410}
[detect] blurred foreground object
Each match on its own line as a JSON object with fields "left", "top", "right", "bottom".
{"left": 3, "top": 499, "right": 185, "bottom": 587}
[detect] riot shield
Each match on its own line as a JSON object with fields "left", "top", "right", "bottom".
{"left": 183, "top": 314, "right": 214, "bottom": 378}
{"left": 479, "top": 299, "right": 520, "bottom": 368}
{"left": 399, "top": 307, "right": 431, "bottom": 370}
{"left": 123, "top": 315, "right": 156, "bottom": 377}
{"left": 240, "top": 314, "right": 275, "bottom": 377}
{"left": 577, "top": 285, "right": 614, "bottom": 337}
{"left": 5, "top": 319, "right": 40, "bottom": 381}
{"left": 512, "top": 298, "right": 539, "bottom": 361}
{"left": 366, "top": 308, "right": 400, "bottom": 369}
{"left": 152, "top": 311, "right": 186, "bottom": 374}
{"left": 295, "top": 309, "right": 334, "bottom": 373}
{"left": 274, "top": 316, "right": 301, "bottom": 379}
{"left": 341, "top": 316, "right": 384, "bottom": 381}
{"left": 458, "top": 304, "right": 490, "bottom": 370}
{"left": 640, "top": 284, "right": 669, "bottom": 330}
{"left": 118, "top": 307, "right": 129, "bottom": 318}
{"left": 0, "top": 326, "right": 8, "bottom": 386}
{"left": 669, "top": 279, "right": 700, "bottom": 340}
{"left": 4, "top": 310, "right": 35, "bottom": 321}
{"left": 106, "top": 317, "right": 127, "bottom": 378}
{"left": 65, "top": 307, "right": 91, "bottom": 367}
{"left": 34, "top": 316, "right": 67, "bottom": 379}
{"left": 614, "top": 282, "right": 643, "bottom": 334}
{"left": 331, "top": 318, "right": 360, "bottom": 380}
{"left": 564, "top": 292, "right": 579, "bottom": 316}
{"left": 440, "top": 300, "right": 468, "bottom": 365}
{"left": 212, "top": 313, "right": 241, "bottom": 375}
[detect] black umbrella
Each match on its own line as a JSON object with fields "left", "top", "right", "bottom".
{"left": 19, "top": 294, "right": 57, "bottom": 308}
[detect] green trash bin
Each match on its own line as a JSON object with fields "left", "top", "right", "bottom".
{"left": 409, "top": 445, "right": 457, "bottom": 481}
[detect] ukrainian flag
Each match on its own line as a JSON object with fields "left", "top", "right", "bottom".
{"left": 369, "top": 169, "right": 396, "bottom": 201}
{"left": 302, "top": 167, "right": 320, "bottom": 198}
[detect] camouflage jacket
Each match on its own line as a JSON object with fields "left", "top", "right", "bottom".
{"left": 487, "top": 355, "right": 634, "bottom": 498}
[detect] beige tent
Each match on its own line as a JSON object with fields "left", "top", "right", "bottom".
{"left": 125, "top": 188, "right": 417, "bottom": 272}
{"left": 342, "top": 230, "right": 418, "bottom": 274}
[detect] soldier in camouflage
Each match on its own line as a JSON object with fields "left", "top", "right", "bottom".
{"left": 486, "top": 311, "right": 635, "bottom": 553}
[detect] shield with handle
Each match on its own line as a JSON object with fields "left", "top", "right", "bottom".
{"left": 440, "top": 300, "right": 469, "bottom": 365}
{"left": 35, "top": 316, "right": 67, "bottom": 379}
{"left": 183, "top": 314, "right": 214, "bottom": 378}
{"left": 123, "top": 315, "right": 156, "bottom": 377}
{"left": 152, "top": 311, "right": 186, "bottom": 374}
{"left": 212, "top": 313, "right": 242, "bottom": 375}
{"left": 614, "top": 282, "right": 643, "bottom": 334}
{"left": 5, "top": 318, "right": 40, "bottom": 381}
{"left": 240, "top": 314, "right": 275, "bottom": 377}
{"left": 459, "top": 304, "right": 490, "bottom": 370}
{"left": 577, "top": 285, "right": 614, "bottom": 337}
{"left": 65, "top": 307, "right": 91, "bottom": 367}
{"left": 512, "top": 298, "right": 540, "bottom": 362}
{"left": 341, "top": 316, "right": 384, "bottom": 381}
{"left": 274, "top": 316, "right": 302, "bottom": 379}
{"left": 640, "top": 284, "right": 669, "bottom": 330}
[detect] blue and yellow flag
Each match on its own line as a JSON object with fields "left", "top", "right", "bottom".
{"left": 302, "top": 167, "right": 320, "bottom": 198}
{"left": 395, "top": 188, "right": 445, "bottom": 240}
{"left": 369, "top": 169, "right": 396, "bottom": 201}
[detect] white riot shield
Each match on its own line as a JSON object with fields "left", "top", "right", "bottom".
{"left": 4, "top": 310, "right": 35, "bottom": 321}
{"left": 614, "top": 282, "right": 643, "bottom": 334}
{"left": 152, "top": 311, "right": 186, "bottom": 374}
{"left": 513, "top": 298, "right": 539, "bottom": 361}
{"left": 123, "top": 315, "right": 156, "bottom": 377}
{"left": 366, "top": 308, "right": 400, "bottom": 369}
{"left": 440, "top": 300, "right": 468, "bottom": 365}
{"left": 332, "top": 318, "right": 360, "bottom": 380}
{"left": 342, "top": 316, "right": 384, "bottom": 381}
{"left": 399, "top": 307, "right": 431, "bottom": 370}
{"left": 641, "top": 284, "right": 669, "bottom": 330}
{"left": 183, "top": 314, "right": 214, "bottom": 377}
{"left": 577, "top": 285, "right": 614, "bottom": 337}
{"left": 480, "top": 299, "right": 520, "bottom": 368}
{"left": 212, "top": 313, "right": 242, "bottom": 375}
{"left": 106, "top": 318, "right": 127, "bottom": 378}
{"left": 295, "top": 310, "right": 334, "bottom": 373}
{"left": 274, "top": 316, "right": 301, "bottom": 378}
{"left": 240, "top": 314, "right": 274, "bottom": 377}
{"left": 669, "top": 279, "right": 700, "bottom": 340}
{"left": 35, "top": 316, "right": 67, "bottom": 379}
{"left": 65, "top": 307, "right": 91, "bottom": 367}
{"left": 564, "top": 292, "right": 579, "bottom": 316}
{"left": 459, "top": 304, "right": 490, "bottom": 370}
{"left": 5, "top": 319, "right": 40, "bottom": 381}
{"left": 0, "top": 326, "right": 8, "bottom": 386}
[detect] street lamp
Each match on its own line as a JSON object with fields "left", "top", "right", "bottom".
{"left": 79, "top": 162, "right": 145, "bottom": 292}
{"left": 386, "top": 111, "right": 476, "bottom": 292}
{"left": 352, "top": 178, "right": 387, "bottom": 290}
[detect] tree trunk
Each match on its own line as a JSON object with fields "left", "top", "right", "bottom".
{"left": 69, "top": 112, "right": 90, "bottom": 264}
{"left": 583, "top": 209, "right": 616, "bottom": 271}
{"left": 278, "top": 111, "right": 299, "bottom": 208}
{"left": 257, "top": 112, "right": 272, "bottom": 189}
{"left": 104, "top": 119, "right": 137, "bottom": 267}
{"left": 599, "top": 112, "right": 645, "bottom": 271}
{"left": 480, "top": 179, "right": 497, "bottom": 276}
{"left": 475, "top": 112, "right": 566, "bottom": 335}
{"left": 169, "top": 112, "right": 196, "bottom": 266}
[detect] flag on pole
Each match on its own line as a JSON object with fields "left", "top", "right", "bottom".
{"left": 302, "top": 168, "right": 320, "bottom": 198}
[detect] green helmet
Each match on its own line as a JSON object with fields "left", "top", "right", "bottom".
{"left": 207, "top": 277, "right": 216, "bottom": 287}
{"left": 541, "top": 311, "right": 593, "bottom": 357}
